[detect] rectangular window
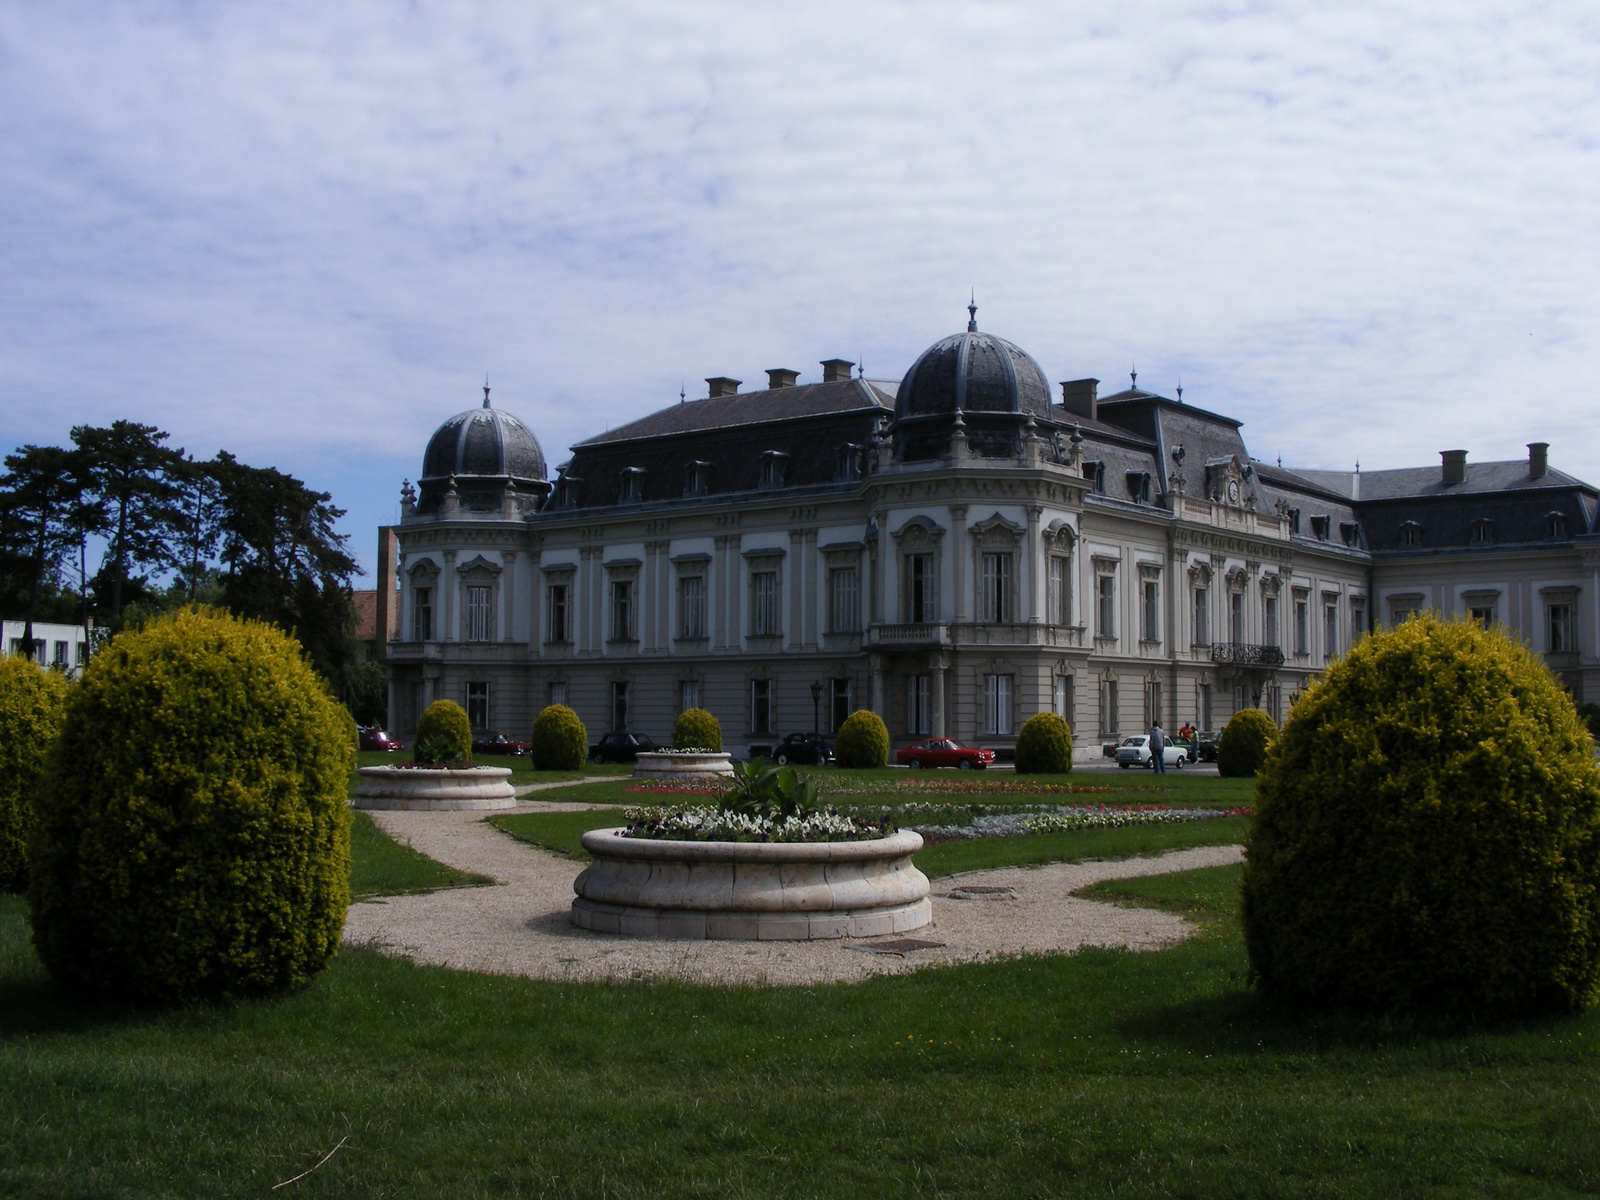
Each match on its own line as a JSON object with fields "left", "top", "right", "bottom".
{"left": 1264, "top": 596, "right": 1279, "bottom": 647}
{"left": 1053, "top": 675, "right": 1073, "bottom": 728}
{"left": 1141, "top": 579, "right": 1160, "bottom": 642}
{"left": 751, "top": 679, "right": 773, "bottom": 733}
{"left": 1550, "top": 604, "right": 1575, "bottom": 653}
{"left": 1391, "top": 604, "right": 1419, "bottom": 627}
{"left": 1198, "top": 682, "right": 1213, "bottom": 731}
{"left": 1294, "top": 595, "right": 1309, "bottom": 655}
{"left": 466, "top": 682, "right": 489, "bottom": 730}
{"left": 828, "top": 567, "right": 859, "bottom": 633}
{"left": 413, "top": 587, "right": 433, "bottom": 641}
{"left": 466, "top": 585, "right": 492, "bottom": 642}
{"left": 610, "top": 580, "right": 634, "bottom": 641}
{"left": 1146, "top": 680, "right": 1162, "bottom": 729}
{"left": 611, "top": 681, "right": 630, "bottom": 731}
{"left": 906, "top": 675, "right": 931, "bottom": 736}
{"left": 1467, "top": 601, "right": 1496, "bottom": 627}
{"left": 1096, "top": 573, "right": 1115, "bottom": 639}
{"left": 679, "top": 576, "right": 706, "bottom": 639}
{"left": 1324, "top": 597, "right": 1340, "bottom": 657}
{"left": 1350, "top": 598, "right": 1366, "bottom": 643}
{"left": 830, "top": 678, "right": 853, "bottom": 732}
{"left": 680, "top": 680, "right": 700, "bottom": 712}
{"left": 1193, "top": 586, "right": 1209, "bottom": 645}
{"left": 52, "top": 641, "right": 68, "bottom": 667}
{"left": 984, "top": 674, "right": 1013, "bottom": 736}
{"left": 1048, "top": 556, "right": 1070, "bottom": 625}
{"left": 1229, "top": 591, "right": 1243, "bottom": 644}
{"left": 906, "top": 555, "right": 935, "bottom": 623}
{"left": 981, "top": 553, "right": 1012, "bottom": 623}
{"left": 549, "top": 681, "right": 567, "bottom": 708}
{"left": 1099, "top": 680, "right": 1118, "bottom": 737}
{"left": 547, "top": 584, "right": 569, "bottom": 643}
{"left": 751, "top": 570, "right": 781, "bottom": 636}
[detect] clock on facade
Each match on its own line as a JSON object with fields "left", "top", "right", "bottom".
{"left": 1227, "top": 479, "right": 1241, "bottom": 503}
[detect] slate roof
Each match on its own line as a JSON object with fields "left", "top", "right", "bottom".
{"left": 576, "top": 379, "right": 889, "bottom": 447}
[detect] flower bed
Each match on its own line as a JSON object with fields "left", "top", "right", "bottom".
{"left": 911, "top": 805, "right": 1252, "bottom": 842}
{"left": 619, "top": 804, "right": 892, "bottom": 843}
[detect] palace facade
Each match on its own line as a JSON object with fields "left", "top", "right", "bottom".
{"left": 378, "top": 310, "right": 1600, "bottom": 759}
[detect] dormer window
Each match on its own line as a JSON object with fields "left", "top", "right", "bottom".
{"left": 759, "top": 451, "right": 790, "bottom": 489}
{"left": 1546, "top": 511, "right": 1568, "bottom": 540}
{"left": 551, "top": 476, "right": 581, "bottom": 509}
{"left": 1125, "top": 471, "right": 1152, "bottom": 504}
{"left": 1340, "top": 521, "right": 1361, "bottom": 547}
{"left": 618, "top": 467, "right": 645, "bottom": 505}
{"left": 1311, "top": 515, "right": 1330, "bottom": 541}
{"left": 684, "top": 460, "right": 710, "bottom": 497}
{"left": 1286, "top": 508, "right": 1301, "bottom": 536}
{"left": 835, "top": 444, "right": 862, "bottom": 482}
{"left": 1470, "top": 517, "right": 1494, "bottom": 545}
{"left": 1400, "top": 520, "right": 1422, "bottom": 548}
{"left": 1083, "top": 461, "right": 1106, "bottom": 494}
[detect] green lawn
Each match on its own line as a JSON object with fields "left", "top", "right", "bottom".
{"left": 348, "top": 810, "right": 492, "bottom": 898}
{"left": 352, "top": 749, "right": 632, "bottom": 786}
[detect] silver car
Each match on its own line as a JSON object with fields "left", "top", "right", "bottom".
{"left": 1114, "top": 735, "right": 1188, "bottom": 769}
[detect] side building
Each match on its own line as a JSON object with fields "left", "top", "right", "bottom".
{"left": 382, "top": 316, "right": 1600, "bottom": 758}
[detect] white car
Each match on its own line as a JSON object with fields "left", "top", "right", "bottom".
{"left": 1114, "top": 736, "right": 1188, "bottom": 769}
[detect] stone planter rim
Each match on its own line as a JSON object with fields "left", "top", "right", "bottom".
{"left": 580, "top": 826, "right": 922, "bottom": 863}
{"left": 357, "top": 764, "right": 512, "bottom": 780}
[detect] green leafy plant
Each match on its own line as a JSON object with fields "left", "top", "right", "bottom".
{"left": 722, "top": 758, "right": 821, "bottom": 822}
{"left": 1216, "top": 708, "right": 1275, "bottom": 778}
{"left": 834, "top": 709, "right": 889, "bottom": 769}
{"left": 28, "top": 606, "right": 355, "bottom": 1000}
{"left": 0, "top": 655, "right": 70, "bottom": 893}
{"left": 530, "top": 704, "right": 587, "bottom": 770}
{"left": 1014, "top": 712, "right": 1073, "bottom": 774}
{"left": 672, "top": 707, "right": 722, "bottom": 752}
{"left": 414, "top": 699, "right": 471, "bottom": 765}
{"left": 1242, "top": 614, "right": 1600, "bottom": 1016}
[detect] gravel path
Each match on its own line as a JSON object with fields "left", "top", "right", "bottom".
{"left": 343, "top": 800, "right": 1244, "bottom": 987}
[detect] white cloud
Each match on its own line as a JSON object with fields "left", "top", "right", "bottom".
{"left": 1, "top": 1, "right": 1597, "bottom": 571}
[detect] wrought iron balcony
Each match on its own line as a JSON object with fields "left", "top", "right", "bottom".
{"left": 1210, "top": 642, "right": 1285, "bottom": 667}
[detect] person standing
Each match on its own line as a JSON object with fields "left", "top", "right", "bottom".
{"left": 1149, "top": 722, "right": 1167, "bottom": 773}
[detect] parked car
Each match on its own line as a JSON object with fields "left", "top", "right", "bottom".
{"left": 472, "top": 731, "right": 531, "bottom": 757}
{"left": 587, "top": 731, "right": 660, "bottom": 763}
{"left": 358, "top": 725, "right": 402, "bottom": 753}
{"left": 895, "top": 738, "right": 996, "bottom": 770}
{"left": 1114, "top": 735, "right": 1188, "bottom": 769}
{"left": 773, "top": 732, "right": 835, "bottom": 766}
{"left": 1192, "top": 733, "right": 1219, "bottom": 763}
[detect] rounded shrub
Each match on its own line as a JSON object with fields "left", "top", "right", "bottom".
{"left": 414, "top": 699, "right": 471, "bottom": 764}
{"left": 530, "top": 704, "right": 587, "bottom": 770}
{"left": 673, "top": 707, "right": 722, "bottom": 752}
{"left": 0, "top": 655, "right": 70, "bottom": 893}
{"left": 28, "top": 607, "right": 355, "bottom": 1000}
{"left": 1216, "top": 708, "right": 1276, "bottom": 778}
{"left": 1014, "top": 712, "right": 1073, "bottom": 774}
{"left": 1241, "top": 614, "right": 1600, "bottom": 1017}
{"left": 835, "top": 709, "right": 889, "bottom": 769}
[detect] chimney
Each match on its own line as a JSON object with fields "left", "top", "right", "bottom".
{"left": 375, "top": 526, "right": 398, "bottom": 659}
{"left": 766, "top": 368, "right": 799, "bottom": 389}
{"left": 706, "top": 377, "right": 742, "bottom": 398}
{"left": 1440, "top": 449, "right": 1467, "bottom": 485}
{"left": 1059, "top": 378, "right": 1099, "bottom": 421}
{"left": 1528, "top": 442, "right": 1549, "bottom": 478}
{"left": 820, "top": 358, "right": 855, "bottom": 383}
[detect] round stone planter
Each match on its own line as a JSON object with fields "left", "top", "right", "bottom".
{"left": 571, "top": 827, "right": 931, "bottom": 940}
{"left": 352, "top": 765, "right": 516, "bottom": 811}
{"left": 631, "top": 751, "right": 735, "bottom": 781}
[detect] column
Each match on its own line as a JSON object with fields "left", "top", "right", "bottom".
{"left": 931, "top": 656, "right": 947, "bottom": 738}
{"left": 870, "top": 653, "right": 885, "bottom": 716}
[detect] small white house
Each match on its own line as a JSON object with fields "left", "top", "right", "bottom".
{"left": 3, "top": 620, "right": 90, "bottom": 677}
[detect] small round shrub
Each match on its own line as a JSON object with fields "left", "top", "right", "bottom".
{"left": 673, "top": 708, "right": 722, "bottom": 752}
{"left": 835, "top": 709, "right": 889, "bottom": 769}
{"left": 531, "top": 705, "right": 587, "bottom": 770}
{"left": 28, "top": 607, "right": 355, "bottom": 1000}
{"left": 1014, "top": 712, "right": 1073, "bottom": 774}
{"left": 1242, "top": 614, "right": 1600, "bottom": 1017}
{"left": 1216, "top": 708, "right": 1276, "bottom": 778}
{"left": 415, "top": 699, "right": 471, "bottom": 764}
{"left": 0, "top": 655, "right": 70, "bottom": 893}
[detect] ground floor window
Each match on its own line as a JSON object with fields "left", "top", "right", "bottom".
{"left": 830, "top": 678, "right": 853, "bottom": 731}
{"left": 1197, "top": 682, "right": 1212, "bottom": 731}
{"left": 549, "top": 680, "right": 567, "bottom": 708}
{"left": 984, "top": 674, "right": 1013, "bottom": 736}
{"left": 1550, "top": 603, "right": 1575, "bottom": 653}
{"left": 466, "top": 681, "right": 489, "bottom": 730}
{"left": 1098, "top": 680, "right": 1118, "bottom": 738}
{"left": 611, "top": 681, "right": 629, "bottom": 731}
{"left": 680, "top": 679, "right": 700, "bottom": 712}
{"left": 1145, "top": 680, "right": 1162, "bottom": 730}
{"left": 751, "top": 679, "right": 773, "bottom": 733}
{"left": 1053, "top": 675, "right": 1073, "bottom": 729}
{"left": 906, "top": 675, "right": 931, "bottom": 736}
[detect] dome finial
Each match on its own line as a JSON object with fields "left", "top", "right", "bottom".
{"left": 1130, "top": 362, "right": 1137, "bottom": 390}
{"left": 483, "top": 374, "right": 491, "bottom": 408}
{"left": 967, "top": 290, "right": 978, "bottom": 333}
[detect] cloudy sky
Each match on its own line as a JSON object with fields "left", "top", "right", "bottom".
{"left": 4, "top": 3, "right": 1597, "bottom": 578}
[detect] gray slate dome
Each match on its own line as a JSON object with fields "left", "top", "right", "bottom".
{"left": 895, "top": 305, "right": 1052, "bottom": 422}
{"left": 421, "top": 394, "right": 547, "bottom": 483}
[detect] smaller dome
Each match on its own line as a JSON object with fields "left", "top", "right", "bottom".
{"left": 895, "top": 305, "right": 1052, "bottom": 422}
{"left": 421, "top": 395, "right": 547, "bottom": 483}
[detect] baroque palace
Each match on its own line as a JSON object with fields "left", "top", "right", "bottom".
{"left": 378, "top": 306, "right": 1600, "bottom": 760}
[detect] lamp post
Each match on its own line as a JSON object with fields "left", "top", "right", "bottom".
{"left": 810, "top": 680, "right": 823, "bottom": 737}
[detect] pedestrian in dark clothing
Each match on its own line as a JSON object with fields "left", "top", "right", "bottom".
{"left": 1149, "top": 723, "right": 1167, "bottom": 773}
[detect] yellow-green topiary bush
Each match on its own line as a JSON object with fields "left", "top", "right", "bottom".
{"left": 28, "top": 607, "right": 355, "bottom": 1000}
{"left": 673, "top": 707, "right": 722, "bottom": 752}
{"left": 1242, "top": 614, "right": 1600, "bottom": 1016}
{"left": 1216, "top": 708, "right": 1276, "bottom": 778}
{"left": 1014, "top": 712, "right": 1073, "bottom": 774}
{"left": 530, "top": 705, "right": 587, "bottom": 770}
{"left": 0, "top": 655, "right": 70, "bottom": 893}
{"left": 834, "top": 709, "right": 889, "bottom": 769}
{"left": 414, "top": 698, "right": 472, "bottom": 764}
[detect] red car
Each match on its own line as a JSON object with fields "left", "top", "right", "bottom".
{"left": 472, "top": 731, "right": 532, "bottom": 757}
{"left": 896, "top": 739, "right": 996, "bottom": 770}
{"left": 358, "top": 726, "right": 403, "bottom": 753}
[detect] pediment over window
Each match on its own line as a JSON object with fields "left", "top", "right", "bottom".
{"left": 892, "top": 515, "right": 946, "bottom": 545}
{"left": 1043, "top": 519, "right": 1077, "bottom": 551}
{"left": 407, "top": 557, "right": 441, "bottom": 582}
{"left": 455, "top": 554, "right": 503, "bottom": 578}
{"left": 970, "top": 513, "right": 1024, "bottom": 546}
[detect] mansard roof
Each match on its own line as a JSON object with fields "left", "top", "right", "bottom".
{"left": 576, "top": 378, "right": 890, "bottom": 447}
